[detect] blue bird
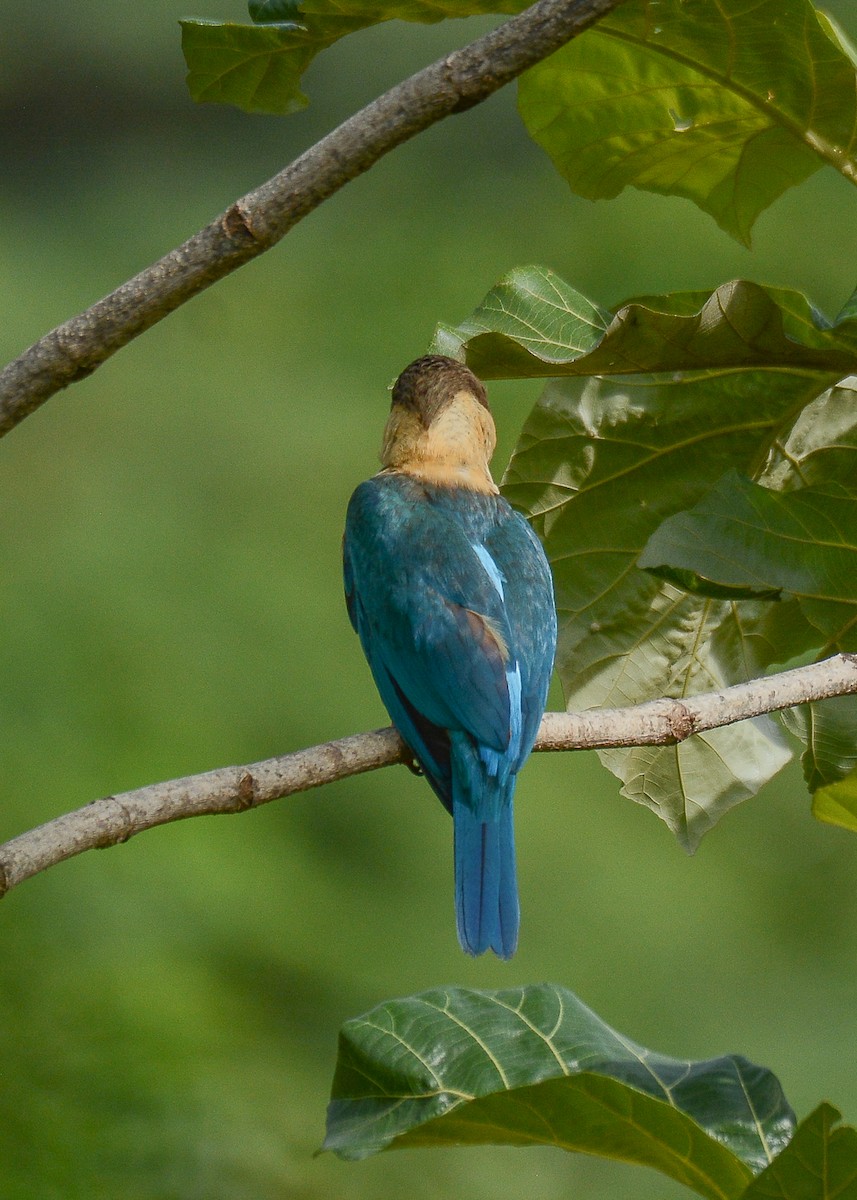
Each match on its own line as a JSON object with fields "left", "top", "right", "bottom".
{"left": 343, "top": 356, "right": 556, "bottom": 958}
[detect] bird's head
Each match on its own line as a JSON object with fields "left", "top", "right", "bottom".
{"left": 380, "top": 355, "right": 498, "bottom": 493}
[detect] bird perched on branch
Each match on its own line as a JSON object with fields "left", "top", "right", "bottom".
{"left": 343, "top": 356, "right": 556, "bottom": 958}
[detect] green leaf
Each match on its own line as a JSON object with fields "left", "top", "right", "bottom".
{"left": 182, "top": 0, "right": 526, "bottom": 114}
{"left": 585, "top": 592, "right": 802, "bottom": 849}
{"left": 629, "top": 464, "right": 857, "bottom": 819}
{"left": 518, "top": 0, "right": 857, "bottom": 244}
{"left": 502, "top": 372, "right": 818, "bottom": 848}
{"left": 739, "top": 1104, "right": 857, "bottom": 1200}
{"left": 181, "top": 20, "right": 320, "bottom": 115}
{"left": 758, "top": 381, "right": 857, "bottom": 791}
{"left": 760, "top": 378, "right": 857, "bottom": 492}
{"left": 810, "top": 764, "right": 857, "bottom": 833}
{"left": 431, "top": 265, "right": 612, "bottom": 371}
{"left": 436, "top": 267, "right": 857, "bottom": 380}
{"left": 781, "top": 698, "right": 857, "bottom": 795}
{"left": 638, "top": 473, "right": 857, "bottom": 646}
{"left": 324, "top": 984, "right": 795, "bottom": 1199}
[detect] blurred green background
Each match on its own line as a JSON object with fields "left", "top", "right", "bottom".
{"left": 2, "top": 3, "right": 857, "bottom": 1196}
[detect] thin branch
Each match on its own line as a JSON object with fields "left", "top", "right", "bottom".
{"left": 0, "top": 0, "right": 623, "bottom": 436}
{"left": 1, "top": 654, "right": 854, "bottom": 898}
{"left": 535, "top": 653, "right": 857, "bottom": 750}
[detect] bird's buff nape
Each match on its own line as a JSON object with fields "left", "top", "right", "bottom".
{"left": 380, "top": 380, "right": 499, "bottom": 495}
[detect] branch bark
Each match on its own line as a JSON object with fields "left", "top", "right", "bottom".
{"left": 0, "top": 0, "right": 623, "bottom": 436}
{"left": 1, "top": 654, "right": 854, "bottom": 899}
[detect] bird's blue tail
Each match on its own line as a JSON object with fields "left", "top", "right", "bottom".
{"left": 452, "top": 745, "right": 519, "bottom": 958}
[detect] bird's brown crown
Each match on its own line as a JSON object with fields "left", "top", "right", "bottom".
{"left": 391, "top": 355, "right": 489, "bottom": 426}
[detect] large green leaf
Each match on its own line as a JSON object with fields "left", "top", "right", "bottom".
{"left": 435, "top": 266, "right": 857, "bottom": 380}
{"left": 502, "top": 372, "right": 818, "bottom": 848}
{"left": 518, "top": 0, "right": 857, "bottom": 244}
{"left": 739, "top": 1105, "right": 857, "bottom": 1200}
{"left": 182, "top": 0, "right": 525, "bottom": 114}
{"left": 324, "top": 984, "right": 795, "bottom": 1198}
{"left": 639, "top": 473, "right": 857, "bottom": 635}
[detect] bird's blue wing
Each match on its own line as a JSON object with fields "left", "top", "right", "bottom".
{"left": 343, "top": 479, "right": 517, "bottom": 766}
{"left": 483, "top": 510, "right": 557, "bottom": 767}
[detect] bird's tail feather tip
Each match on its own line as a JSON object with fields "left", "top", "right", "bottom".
{"left": 453, "top": 799, "right": 519, "bottom": 959}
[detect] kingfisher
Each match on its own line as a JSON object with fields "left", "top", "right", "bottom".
{"left": 343, "top": 356, "right": 556, "bottom": 958}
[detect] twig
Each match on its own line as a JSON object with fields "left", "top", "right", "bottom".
{"left": 1, "top": 654, "right": 854, "bottom": 898}
{"left": 0, "top": 0, "right": 624, "bottom": 436}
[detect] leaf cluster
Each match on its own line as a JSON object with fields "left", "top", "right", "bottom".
{"left": 182, "top": 0, "right": 857, "bottom": 245}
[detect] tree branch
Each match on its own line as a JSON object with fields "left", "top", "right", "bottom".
{"left": 1, "top": 654, "right": 854, "bottom": 898}
{"left": 0, "top": 0, "right": 623, "bottom": 436}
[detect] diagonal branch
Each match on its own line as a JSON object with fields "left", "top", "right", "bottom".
{"left": 1, "top": 653, "right": 854, "bottom": 898}
{"left": 0, "top": 0, "right": 624, "bottom": 437}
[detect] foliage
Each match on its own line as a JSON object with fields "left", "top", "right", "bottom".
{"left": 741, "top": 1104, "right": 857, "bottom": 1200}
{"left": 813, "top": 765, "right": 857, "bottom": 832}
{"left": 146, "top": 0, "right": 857, "bottom": 1190}
{"left": 325, "top": 984, "right": 795, "bottom": 1195}
{"left": 182, "top": 0, "right": 857, "bottom": 242}
{"left": 182, "top": 0, "right": 857, "bottom": 851}
{"left": 324, "top": 985, "right": 857, "bottom": 1198}
{"left": 325, "top": 987, "right": 857, "bottom": 1199}
{"left": 517, "top": 0, "right": 857, "bottom": 244}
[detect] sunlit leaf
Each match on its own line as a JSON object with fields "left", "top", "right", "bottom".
{"left": 518, "top": 0, "right": 857, "bottom": 244}
{"left": 811, "top": 765, "right": 857, "bottom": 834}
{"left": 324, "top": 984, "right": 795, "bottom": 1199}
{"left": 739, "top": 1104, "right": 857, "bottom": 1200}
{"left": 437, "top": 267, "right": 857, "bottom": 380}
{"left": 431, "top": 266, "right": 611, "bottom": 370}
